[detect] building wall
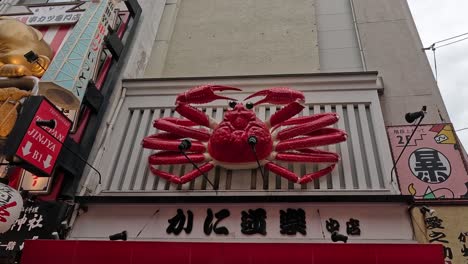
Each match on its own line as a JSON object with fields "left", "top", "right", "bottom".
{"left": 351, "top": 0, "right": 450, "bottom": 125}
{"left": 143, "top": 0, "right": 450, "bottom": 126}
{"left": 145, "top": 0, "right": 320, "bottom": 77}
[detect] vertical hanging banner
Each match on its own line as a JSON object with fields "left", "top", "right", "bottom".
{"left": 39, "top": 0, "right": 115, "bottom": 127}
{"left": 387, "top": 124, "right": 468, "bottom": 199}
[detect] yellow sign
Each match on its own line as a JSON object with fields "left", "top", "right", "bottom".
{"left": 411, "top": 206, "right": 468, "bottom": 264}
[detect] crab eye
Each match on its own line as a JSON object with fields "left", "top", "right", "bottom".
{"left": 229, "top": 101, "right": 237, "bottom": 108}
{"left": 246, "top": 102, "right": 254, "bottom": 109}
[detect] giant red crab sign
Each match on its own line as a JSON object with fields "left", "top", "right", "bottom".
{"left": 141, "top": 85, "right": 347, "bottom": 185}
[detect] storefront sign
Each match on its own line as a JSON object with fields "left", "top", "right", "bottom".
{"left": 412, "top": 206, "right": 468, "bottom": 264}
{"left": 19, "top": 171, "right": 52, "bottom": 194}
{"left": 40, "top": 0, "right": 115, "bottom": 131}
{"left": 41, "top": 0, "right": 114, "bottom": 111}
{"left": 11, "top": 4, "right": 84, "bottom": 26}
{"left": 70, "top": 204, "right": 413, "bottom": 242}
{"left": 15, "top": 99, "right": 71, "bottom": 176}
{"left": 0, "top": 201, "right": 66, "bottom": 260}
{"left": 387, "top": 124, "right": 468, "bottom": 199}
{"left": 20, "top": 240, "right": 445, "bottom": 264}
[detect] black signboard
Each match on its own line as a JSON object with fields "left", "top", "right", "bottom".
{"left": 0, "top": 201, "right": 68, "bottom": 261}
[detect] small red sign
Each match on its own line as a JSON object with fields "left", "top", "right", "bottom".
{"left": 16, "top": 99, "right": 72, "bottom": 176}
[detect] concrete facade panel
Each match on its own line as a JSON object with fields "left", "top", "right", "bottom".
{"left": 319, "top": 48, "right": 362, "bottom": 71}
{"left": 155, "top": 0, "right": 320, "bottom": 77}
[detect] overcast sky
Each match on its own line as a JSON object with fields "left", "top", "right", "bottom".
{"left": 407, "top": 0, "right": 468, "bottom": 148}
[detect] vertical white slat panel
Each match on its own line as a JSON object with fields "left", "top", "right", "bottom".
{"left": 256, "top": 106, "right": 267, "bottom": 190}
{"left": 109, "top": 109, "right": 142, "bottom": 191}
{"left": 301, "top": 106, "right": 313, "bottom": 189}
{"left": 143, "top": 109, "right": 162, "bottom": 191}
{"left": 268, "top": 106, "right": 278, "bottom": 190}
{"left": 191, "top": 107, "right": 206, "bottom": 190}
{"left": 122, "top": 109, "right": 151, "bottom": 191}
{"left": 336, "top": 105, "right": 353, "bottom": 189}
{"left": 369, "top": 93, "right": 395, "bottom": 192}
{"left": 325, "top": 104, "right": 340, "bottom": 190}
{"left": 207, "top": 107, "right": 224, "bottom": 191}
{"left": 154, "top": 108, "right": 173, "bottom": 190}
{"left": 102, "top": 103, "right": 131, "bottom": 190}
{"left": 132, "top": 109, "right": 156, "bottom": 190}
{"left": 292, "top": 108, "right": 303, "bottom": 190}
{"left": 347, "top": 104, "right": 367, "bottom": 189}
{"left": 216, "top": 108, "right": 228, "bottom": 190}
{"left": 358, "top": 104, "right": 380, "bottom": 189}
{"left": 314, "top": 105, "right": 328, "bottom": 190}
{"left": 170, "top": 111, "right": 187, "bottom": 191}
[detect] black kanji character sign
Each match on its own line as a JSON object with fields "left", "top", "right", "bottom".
{"left": 443, "top": 246, "right": 453, "bottom": 260}
{"left": 325, "top": 218, "right": 340, "bottom": 233}
{"left": 204, "top": 209, "right": 230, "bottom": 235}
{"left": 429, "top": 231, "right": 449, "bottom": 243}
{"left": 459, "top": 232, "right": 466, "bottom": 243}
{"left": 425, "top": 216, "right": 444, "bottom": 230}
{"left": 166, "top": 209, "right": 193, "bottom": 235}
{"left": 279, "top": 208, "right": 306, "bottom": 235}
{"left": 346, "top": 218, "right": 361, "bottom": 236}
{"left": 462, "top": 244, "right": 468, "bottom": 257}
{"left": 410, "top": 148, "right": 450, "bottom": 183}
{"left": 241, "top": 208, "right": 267, "bottom": 235}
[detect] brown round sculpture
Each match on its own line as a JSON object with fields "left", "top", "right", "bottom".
{"left": 0, "top": 17, "right": 53, "bottom": 77}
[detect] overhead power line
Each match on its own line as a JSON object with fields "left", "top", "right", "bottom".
{"left": 422, "top": 32, "right": 468, "bottom": 81}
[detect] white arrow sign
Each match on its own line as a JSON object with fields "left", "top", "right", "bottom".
{"left": 22, "top": 141, "right": 32, "bottom": 156}
{"left": 43, "top": 155, "right": 52, "bottom": 169}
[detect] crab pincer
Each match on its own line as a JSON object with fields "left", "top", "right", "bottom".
{"left": 176, "top": 85, "right": 242, "bottom": 105}
{"left": 244, "top": 87, "right": 305, "bottom": 106}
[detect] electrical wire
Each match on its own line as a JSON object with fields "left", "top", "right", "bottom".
{"left": 433, "top": 32, "right": 468, "bottom": 45}
{"left": 423, "top": 32, "right": 468, "bottom": 81}
{"left": 436, "top": 36, "right": 468, "bottom": 49}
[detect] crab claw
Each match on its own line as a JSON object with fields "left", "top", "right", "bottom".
{"left": 244, "top": 87, "right": 305, "bottom": 106}
{"left": 176, "top": 85, "right": 242, "bottom": 104}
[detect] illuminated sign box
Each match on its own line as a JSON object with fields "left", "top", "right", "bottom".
{"left": 4, "top": 96, "right": 71, "bottom": 177}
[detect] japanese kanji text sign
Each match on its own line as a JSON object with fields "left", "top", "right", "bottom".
{"left": 0, "top": 201, "right": 67, "bottom": 259}
{"left": 412, "top": 206, "right": 468, "bottom": 264}
{"left": 70, "top": 204, "right": 413, "bottom": 242}
{"left": 387, "top": 124, "right": 468, "bottom": 199}
{"left": 15, "top": 98, "right": 71, "bottom": 176}
{"left": 11, "top": 4, "right": 84, "bottom": 26}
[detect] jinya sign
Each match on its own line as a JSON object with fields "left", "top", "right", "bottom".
{"left": 387, "top": 124, "right": 468, "bottom": 199}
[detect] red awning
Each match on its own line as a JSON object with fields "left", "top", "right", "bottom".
{"left": 21, "top": 240, "right": 444, "bottom": 264}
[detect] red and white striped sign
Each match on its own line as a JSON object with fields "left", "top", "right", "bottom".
{"left": 36, "top": 25, "right": 74, "bottom": 56}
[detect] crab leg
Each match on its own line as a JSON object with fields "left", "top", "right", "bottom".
{"left": 274, "top": 113, "right": 339, "bottom": 140}
{"left": 268, "top": 101, "right": 304, "bottom": 128}
{"left": 176, "top": 104, "right": 218, "bottom": 128}
{"left": 146, "top": 132, "right": 184, "bottom": 140}
{"left": 154, "top": 118, "right": 211, "bottom": 141}
{"left": 150, "top": 162, "right": 215, "bottom": 184}
{"left": 175, "top": 85, "right": 242, "bottom": 128}
{"left": 264, "top": 162, "right": 299, "bottom": 182}
{"left": 142, "top": 137, "right": 206, "bottom": 152}
{"left": 161, "top": 117, "right": 199, "bottom": 127}
{"left": 243, "top": 88, "right": 306, "bottom": 128}
{"left": 275, "top": 128, "right": 347, "bottom": 152}
{"left": 149, "top": 151, "right": 206, "bottom": 165}
{"left": 264, "top": 162, "right": 336, "bottom": 184}
{"left": 275, "top": 149, "right": 339, "bottom": 163}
